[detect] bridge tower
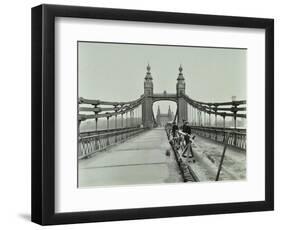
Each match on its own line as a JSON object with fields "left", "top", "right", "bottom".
{"left": 176, "top": 65, "right": 187, "bottom": 126}
{"left": 142, "top": 64, "right": 154, "bottom": 128}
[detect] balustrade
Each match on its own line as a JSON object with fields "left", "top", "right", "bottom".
{"left": 190, "top": 126, "right": 246, "bottom": 150}
{"left": 78, "top": 127, "right": 146, "bottom": 159}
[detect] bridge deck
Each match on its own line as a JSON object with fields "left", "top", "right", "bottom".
{"left": 79, "top": 128, "right": 183, "bottom": 187}
{"left": 78, "top": 128, "right": 246, "bottom": 187}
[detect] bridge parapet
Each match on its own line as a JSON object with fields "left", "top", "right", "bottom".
{"left": 79, "top": 127, "right": 146, "bottom": 159}
{"left": 190, "top": 126, "right": 246, "bottom": 150}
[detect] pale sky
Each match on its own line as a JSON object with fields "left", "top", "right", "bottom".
{"left": 78, "top": 42, "right": 246, "bottom": 115}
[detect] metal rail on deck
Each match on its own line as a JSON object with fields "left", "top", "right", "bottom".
{"left": 165, "top": 126, "right": 199, "bottom": 182}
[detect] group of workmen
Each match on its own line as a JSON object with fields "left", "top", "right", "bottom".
{"left": 170, "top": 120, "right": 194, "bottom": 158}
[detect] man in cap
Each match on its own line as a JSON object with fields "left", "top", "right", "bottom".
{"left": 182, "top": 120, "right": 193, "bottom": 158}
{"left": 171, "top": 121, "right": 178, "bottom": 138}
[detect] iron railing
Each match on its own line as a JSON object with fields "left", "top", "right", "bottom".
{"left": 190, "top": 126, "right": 246, "bottom": 150}
{"left": 78, "top": 127, "right": 146, "bottom": 159}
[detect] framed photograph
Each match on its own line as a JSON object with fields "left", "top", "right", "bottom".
{"left": 31, "top": 4, "right": 274, "bottom": 225}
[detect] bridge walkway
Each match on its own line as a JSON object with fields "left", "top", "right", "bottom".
{"left": 79, "top": 128, "right": 183, "bottom": 187}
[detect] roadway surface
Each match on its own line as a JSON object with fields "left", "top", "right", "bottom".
{"left": 78, "top": 127, "right": 246, "bottom": 187}
{"left": 79, "top": 128, "right": 183, "bottom": 187}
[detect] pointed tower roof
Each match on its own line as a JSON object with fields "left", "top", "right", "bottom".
{"left": 168, "top": 105, "right": 172, "bottom": 117}
{"left": 145, "top": 63, "right": 153, "bottom": 80}
{"left": 157, "top": 105, "right": 160, "bottom": 115}
{"left": 177, "top": 64, "right": 185, "bottom": 81}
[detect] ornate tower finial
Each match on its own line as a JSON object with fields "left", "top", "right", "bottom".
{"left": 177, "top": 64, "right": 184, "bottom": 81}
{"left": 145, "top": 63, "right": 153, "bottom": 81}
{"left": 179, "top": 64, "right": 183, "bottom": 73}
{"left": 147, "top": 63, "right": 151, "bottom": 72}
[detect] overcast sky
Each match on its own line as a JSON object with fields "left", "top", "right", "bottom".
{"left": 78, "top": 42, "right": 246, "bottom": 115}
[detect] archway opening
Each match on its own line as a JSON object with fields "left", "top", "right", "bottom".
{"left": 152, "top": 100, "right": 177, "bottom": 127}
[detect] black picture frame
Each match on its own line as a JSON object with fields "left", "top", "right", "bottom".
{"left": 31, "top": 4, "right": 274, "bottom": 225}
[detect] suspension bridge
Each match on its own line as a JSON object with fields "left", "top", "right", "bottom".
{"left": 78, "top": 65, "right": 246, "bottom": 187}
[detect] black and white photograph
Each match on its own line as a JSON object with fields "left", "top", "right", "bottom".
{"left": 28, "top": 3, "right": 274, "bottom": 226}
{"left": 78, "top": 42, "right": 247, "bottom": 187}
